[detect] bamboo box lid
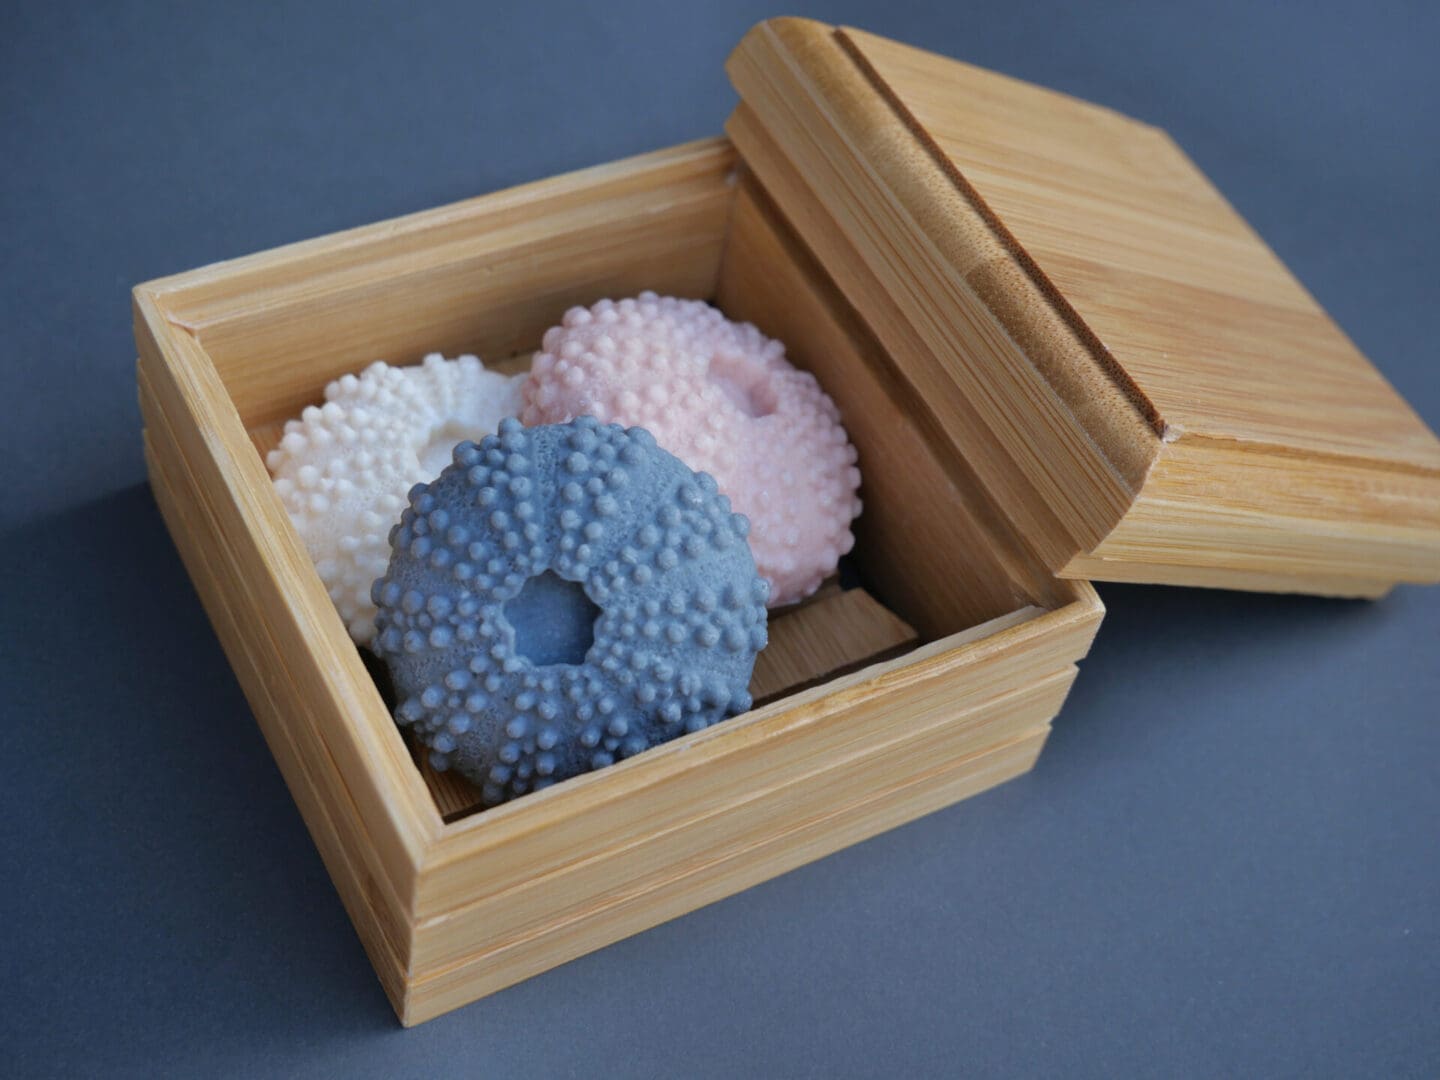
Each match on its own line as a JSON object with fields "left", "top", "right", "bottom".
{"left": 726, "top": 18, "right": 1440, "bottom": 597}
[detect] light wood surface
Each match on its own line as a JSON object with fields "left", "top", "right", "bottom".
{"left": 717, "top": 175, "right": 1070, "bottom": 634}
{"left": 150, "top": 139, "right": 736, "bottom": 429}
{"left": 846, "top": 27, "right": 1437, "bottom": 468}
{"left": 751, "top": 584, "right": 918, "bottom": 705}
{"left": 135, "top": 302, "right": 439, "bottom": 905}
{"left": 143, "top": 429, "right": 415, "bottom": 1005}
{"left": 407, "top": 727, "right": 1049, "bottom": 1023}
{"left": 133, "top": 134, "right": 1103, "bottom": 1025}
{"left": 406, "top": 618, "right": 1078, "bottom": 967}
{"left": 727, "top": 18, "right": 1440, "bottom": 595}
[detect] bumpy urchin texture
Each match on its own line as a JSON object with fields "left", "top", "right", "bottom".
{"left": 520, "top": 293, "right": 862, "bottom": 606}
{"left": 372, "top": 417, "right": 769, "bottom": 808}
{"left": 267, "top": 354, "right": 526, "bottom": 642}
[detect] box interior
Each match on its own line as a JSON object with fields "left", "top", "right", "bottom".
{"left": 151, "top": 141, "right": 1070, "bottom": 825}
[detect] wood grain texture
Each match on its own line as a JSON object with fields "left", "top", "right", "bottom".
{"left": 134, "top": 300, "right": 440, "bottom": 902}
{"left": 407, "top": 665, "right": 1073, "bottom": 976}
{"left": 843, "top": 27, "right": 1437, "bottom": 468}
{"left": 413, "top": 596, "right": 1095, "bottom": 923}
{"left": 727, "top": 17, "right": 1440, "bottom": 594}
{"left": 132, "top": 134, "right": 1104, "bottom": 1025}
{"left": 717, "top": 174, "right": 1071, "bottom": 632}
{"left": 404, "top": 727, "right": 1048, "bottom": 1025}
{"left": 751, "top": 585, "right": 918, "bottom": 705}
{"left": 726, "top": 103, "right": 1094, "bottom": 582}
{"left": 154, "top": 138, "right": 737, "bottom": 429}
{"left": 144, "top": 430, "right": 414, "bottom": 1013}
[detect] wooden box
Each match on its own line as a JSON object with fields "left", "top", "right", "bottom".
{"left": 133, "top": 18, "right": 1440, "bottom": 1026}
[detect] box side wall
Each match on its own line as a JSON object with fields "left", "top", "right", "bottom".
{"left": 409, "top": 663, "right": 1075, "bottom": 976}
{"left": 1063, "top": 435, "right": 1440, "bottom": 593}
{"left": 404, "top": 728, "right": 1048, "bottom": 1025}
{"left": 417, "top": 590, "right": 1100, "bottom": 918}
{"left": 133, "top": 296, "right": 437, "bottom": 904}
{"left": 143, "top": 431, "right": 411, "bottom": 1012}
{"left": 716, "top": 172, "right": 1070, "bottom": 636}
{"left": 151, "top": 139, "right": 738, "bottom": 430}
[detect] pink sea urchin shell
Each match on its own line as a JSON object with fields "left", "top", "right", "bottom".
{"left": 521, "top": 293, "right": 861, "bottom": 605}
{"left": 267, "top": 354, "right": 527, "bottom": 642}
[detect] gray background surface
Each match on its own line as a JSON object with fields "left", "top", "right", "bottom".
{"left": 3, "top": 2, "right": 1437, "bottom": 1076}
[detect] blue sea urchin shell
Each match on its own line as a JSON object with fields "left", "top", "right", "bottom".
{"left": 372, "top": 417, "right": 769, "bottom": 807}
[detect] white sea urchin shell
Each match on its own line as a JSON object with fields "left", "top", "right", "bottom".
{"left": 267, "top": 354, "right": 527, "bottom": 643}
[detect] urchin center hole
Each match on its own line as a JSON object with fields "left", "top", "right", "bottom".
{"left": 707, "top": 352, "right": 778, "bottom": 419}
{"left": 419, "top": 420, "right": 486, "bottom": 477}
{"left": 504, "top": 571, "right": 601, "bottom": 667}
